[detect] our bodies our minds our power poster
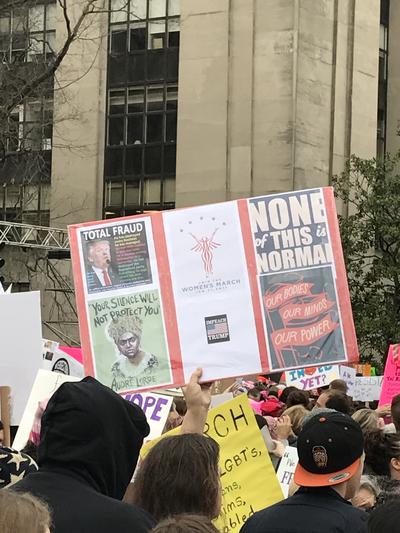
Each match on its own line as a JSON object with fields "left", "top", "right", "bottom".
{"left": 69, "top": 187, "right": 358, "bottom": 394}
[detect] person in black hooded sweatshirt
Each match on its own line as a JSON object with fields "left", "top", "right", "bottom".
{"left": 12, "top": 376, "right": 154, "bottom": 533}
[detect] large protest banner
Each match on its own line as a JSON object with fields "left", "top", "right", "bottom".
{"left": 380, "top": 344, "right": 400, "bottom": 406}
{"left": 141, "top": 395, "right": 283, "bottom": 533}
{"left": 69, "top": 187, "right": 358, "bottom": 394}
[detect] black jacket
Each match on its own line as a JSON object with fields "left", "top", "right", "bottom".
{"left": 86, "top": 264, "right": 120, "bottom": 292}
{"left": 13, "top": 377, "right": 154, "bottom": 533}
{"left": 240, "top": 487, "right": 368, "bottom": 533}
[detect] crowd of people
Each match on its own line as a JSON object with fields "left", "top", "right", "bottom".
{"left": 1, "top": 370, "right": 400, "bottom": 532}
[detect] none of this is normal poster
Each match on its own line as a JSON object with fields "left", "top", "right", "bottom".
{"left": 247, "top": 188, "right": 358, "bottom": 371}
{"left": 69, "top": 217, "right": 175, "bottom": 394}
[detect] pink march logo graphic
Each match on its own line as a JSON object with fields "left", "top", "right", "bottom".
{"left": 190, "top": 229, "right": 221, "bottom": 275}
{"left": 180, "top": 217, "right": 226, "bottom": 276}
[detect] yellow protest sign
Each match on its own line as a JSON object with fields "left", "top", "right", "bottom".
{"left": 141, "top": 395, "right": 283, "bottom": 532}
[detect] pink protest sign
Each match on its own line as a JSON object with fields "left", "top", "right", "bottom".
{"left": 379, "top": 345, "right": 400, "bottom": 406}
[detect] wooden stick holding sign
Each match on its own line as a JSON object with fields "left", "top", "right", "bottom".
{"left": 0, "top": 386, "right": 11, "bottom": 447}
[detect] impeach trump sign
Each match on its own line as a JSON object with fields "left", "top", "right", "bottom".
{"left": 69, "top": 188, "right": 358, "bottom": 394}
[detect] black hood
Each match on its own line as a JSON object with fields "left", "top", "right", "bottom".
{"left": 38, "top": 376, "right": 149, "bottom": 500}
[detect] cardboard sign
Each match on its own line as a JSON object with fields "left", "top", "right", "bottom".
{"left": 352, "top": 376, "right": 383, "bottom": 402}
{"left": 142, "top": 395, "right": 283, "bottom": 532}
{"left": 276, "top": 446, "right": 299, "bottom": 498}
{"left": 379, "top": 345, "right": 400, "bottom": 406}
{"left": 13, "top": 369, "right": 80, "bottom": 450}
{"left": 69, "top": 188, "right": 357, "bottom": 394}
{"left": 339, "top": 366, "right": 356, "bottom": 396}
{"left": 122, "top": 391, "right": 172, "bottom": 441}
{"left": 285, "top": 365, "right": 340, "bottom": 390}
{"left": 0, "top": 292, "right": 43, "bottom": 424}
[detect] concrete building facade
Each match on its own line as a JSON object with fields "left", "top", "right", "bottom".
{"left": 0, "top": 0, "right": 394, "bottom": 343}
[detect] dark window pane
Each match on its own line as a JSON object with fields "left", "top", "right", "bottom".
{"left": 111, "top": 29, "right": 127, "bottom": 54}
{"left": 130, "top": 26, "right": 146, "bottom": 50}
{"left": 147, "top": 114, "right": 163, "bottom": 142}
{"left": 165, "top": 111, "right": 177, "bottom": 142}
{"left": 147, "top": 86, "right": 164, "bottom": 110}
{"left": 126, "top": 181, "right": 141, "bottom": 205}
{"left": 147, "top": 50, "right": 165, "bottom": 81}
{"left": 125, "top": 146, "right": 143, "bottom": 175}
{"left": 105, "top": 148, "right": 124, "bottom": 177}
{"left": 168, "top": 31, "right": 179, "bottom": 47}
{"left": 167, "top": 48, "right": 178, "bottom": 80}
{"left": 128, "top": 87, "right": 144, "bottom": 112}
{"left": 109, "top": 90, "right": 125, "bottom": 114}
{"left": 108, "top": 116, "right": 125, "bottom": 145}
{"left": 128, "top": 53, "right": 145, "bottom": 82}
{"left": 145, "top": 145, "right": 162, "bottom": 174}
{"left": 164, "top": 144, "right": 176, "bottom": 173}
{"left": 167, "top": 85, "right": 178, "bottom": 109}
{"left": 127, "top": 115, "right": 144, "bottom": 144}
{"left": 109, "top": 55, "right": 126, "bottom": 85}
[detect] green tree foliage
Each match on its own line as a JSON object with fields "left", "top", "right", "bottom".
{"left": 332, "top": 153, "right": 400, "bottom": 366}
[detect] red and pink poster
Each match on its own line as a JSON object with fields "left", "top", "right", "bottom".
{"left": 379, "top": 344, "right": 400, "bottom": 406}
{"left": 69, "top": 187, "right": 358, "bottom": 394}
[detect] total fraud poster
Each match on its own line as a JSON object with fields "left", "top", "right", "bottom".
{"left": 69, "top": 217, "right": 174, "bottom": 394}
{"left": 69, "top": 188, "right": 358, "bottom": 394}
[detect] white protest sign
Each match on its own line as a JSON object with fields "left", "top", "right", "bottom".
{"left": 339, "top": 366, "right": 356, "bottom": 396}
{"left": 13, "top": 369, "right": 80, "bottom": 450}
{"left": 0, "top": 291, "right": 43, "bottom": 425}
{"left": 210, "top": 392, "right": 234, "bottom": 409}
{"left": 122, "top": 391, "right": 173, "bottom": 441}
{"left": 277, "top": 446, "right": 299, "bottom": 498}
{"left": 352, "top": 376, "right": 384, "bottom": 402}
{"left": 285, "top": 365, "right": 341, "bottom": 390}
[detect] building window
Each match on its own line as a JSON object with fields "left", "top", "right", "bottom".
{"left": 5, "top": 98, "right": 53, "bottom": 153}
{"left": 0, "top": 3, "right": 56, "bottom": 64}
{"left": 105, "top": 0, "right": 179, "bottom": 217}
{"left": 0, "top": 181, "right": 50, "bottom": 225}
{"left": 377, "top": 0, "right": 389, "bottom": 159}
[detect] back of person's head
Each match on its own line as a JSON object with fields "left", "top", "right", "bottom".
{"left": 0, "top": 490, "right": 51, "bottom": 533}
{"left": 325, "top": 391, "right": 352, "bottom": 415}
{"left": 267, "top": 386, "right": 279, "bottom": 399}
{"left": 294, "top": 411, "right": 364, "bottom": 499}
{"left": 368, "top": 501, "right": 400, "bottom": 533}
{"left": 284, "top": 405, "right": 309, "bottom": 436}
{"left": 131, "top": 434, "right": 220, "bottom": 521}
{"left": 38, "top": 376, "right": 150, "bottom": 500}
{"left": 151, "top": 514, "right": 219, "bottom": 533}
{"left": 329, "top": 379, "right": 348, "bottom": 394}
{"left": 247, "top": 388, "right": 262, "bottom": 401}
{"left": 364, "top": 430, "right": 400, "bottom": 476}
{"left": 280, "top": 386, "right": 298, "bottom": 405}
{"left": 254, "top": 414, "right": 267, "bottom": 430}
{"left": 174, "top": 398, "right": 187, "bottom": 417}
{"left": 391, "top": 394, "right": 400, "bottom": 432}
{"left": 0, "top": 447, "right": 38, "bottom": 488}
{"left": 286, "top": 390, "right": 310, "bottom": 409}
{"left": 352, "top": 409, "right": 379, "bottom": 435}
